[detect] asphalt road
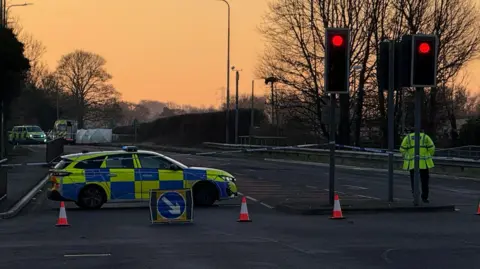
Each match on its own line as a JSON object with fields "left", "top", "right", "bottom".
{"left": 2, "top": 191, "right": 480, "bottom": 268}
{"left": 0, "top": 144, "right": 480, "bottom": 268}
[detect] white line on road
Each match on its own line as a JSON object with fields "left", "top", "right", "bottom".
{"left": 260, "top": 202, "right": 275, "bottom": 209}
{"left": 323, "top": 189, "right": 346, "bottom": 194}
{"left": 342, "top": 185, "right": 368, "bottom": 190}
{"left": 238, "top": 192, "right": 274, "bottom": 209}
{"left": 355, "top": 194, "right": 381, "bottom": 200}
{"left": 64, "top": 254, "right": 111, "bottom": 258}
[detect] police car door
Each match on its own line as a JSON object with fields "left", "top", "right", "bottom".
{"left": 104, "top": 154, "right": 137, "bottom": 200}
{"left": 136, "top": 153, "right": 183, "bottom": 199}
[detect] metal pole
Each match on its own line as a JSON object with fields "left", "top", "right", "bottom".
{"left": 413, "top": 87, "right": 422, "bottom": 206}
{"left": 0, "top": 101, "right": 4, "bottom": 158}
{"left": 251, "top": 80, "right": 254, "bottom": 129}
{"left": 56, "top": 88, "right": 60, "bottom": 120}
{"left": 134, "top": 120, "right": 137, "bottom": 146}
{"left": 234, "top": 71, "right": 239, "bottom": 144}
{"left": 387, "top": 40, "right": 395, "bottom": 202}
{"left": 220, "top": 0, "right": 231, "bottom": 144}
{"left": 329, "top": 94, "right": 336, "bottom": 205}
{"left": 0, "top": 0, "right": 4, "bottom": 27}
{"left": 270, "top": 82, "right": 275, "bottom": 125}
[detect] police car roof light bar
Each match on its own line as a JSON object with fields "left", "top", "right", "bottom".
{"left": 122, "top": 146, "right": 138, "bottom": 152}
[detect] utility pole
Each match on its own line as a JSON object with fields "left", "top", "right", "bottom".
{"left": 219, "top": 0, "right": 231, "bottom": 144}
{"left": 250, "top": 80, "right": 254, "bottom": 130}
{"left": 233, "top": 68, "right": 240, "bottom": 144}
{"left": 0, "top": 0, "right": 3, "bottom": 159}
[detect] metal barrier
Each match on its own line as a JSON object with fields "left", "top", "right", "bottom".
{"left": 0, "top": 158, "right": 7, "bottom": 201}
{"left": 46, "top": 138, "right": 65, "bottom": 164}
{"left": 202, "top": 142, "right": 480, "bottom": 169}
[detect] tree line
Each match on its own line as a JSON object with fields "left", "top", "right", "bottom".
{"left": 256, "top": 0, "right": 480, "bottom": 147}
{"left": 0, "top": 20, "right": 223, "bottom": 133}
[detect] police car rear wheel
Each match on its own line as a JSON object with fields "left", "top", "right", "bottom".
{"left": 193, "top": 183, "right": 217, "bottom": 206}
{"left": 77, "top": 185, "right": 106, "bottom": 209}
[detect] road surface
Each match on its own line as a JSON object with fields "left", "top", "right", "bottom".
{"left": 0, "top": 144, "right": 478, "bottom": 268}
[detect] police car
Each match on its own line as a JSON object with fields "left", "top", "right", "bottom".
{"left": 8, "top": 125, "right": 47, "bottom": 144}
{"left": 47, "top": 146, "right": 238, "bottom": 209}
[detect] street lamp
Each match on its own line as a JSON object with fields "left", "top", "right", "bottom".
{"left": 250, "top": 78, "right": 267, "bottom": 130}
{"left": 217, "top": 0, "right": 231, "bottom": 144}
{"left": 231, "top": 66, "right": 241, "bottom": 144}
{"left": 264, "top": 76, "right": 278, "bottom": 127}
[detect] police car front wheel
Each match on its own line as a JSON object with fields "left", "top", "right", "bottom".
{"left": 193, "top": 182, "right": 218, "bottom": 206}
{"left": 76, "top": 185, "right": 106, "bottom": 209}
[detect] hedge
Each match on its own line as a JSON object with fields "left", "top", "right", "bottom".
{"left": 114, "top": 109, "right": 266, "bottom": 146}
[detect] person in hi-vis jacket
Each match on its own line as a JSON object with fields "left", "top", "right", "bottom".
{"left": 399, "top": 130, "right": 435, "bottom": 203}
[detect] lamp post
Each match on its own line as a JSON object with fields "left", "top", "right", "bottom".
{"left": 231, "top": 66, "right": 241, "bottom": 144}
{"left": 217, "top": 0, "right": 231, "bottom": 144}
{"left": 264, "top": 76, "right": 278, "bottom": 128}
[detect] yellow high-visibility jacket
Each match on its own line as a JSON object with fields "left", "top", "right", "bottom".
{"left": 399, "top": 132, "right": 435, "bottom": 170}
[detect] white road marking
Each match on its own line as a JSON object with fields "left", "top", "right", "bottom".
{"left": 260, "top": 202, "right": 274, "bottom": 209}
{"left": 323, "top": 189, "right": 346, "bottom": 194}
{"left": 343, "top": 185, "right": 368, "bottom": 190}
{"left": 355, "top": 194, "right": 381, "bottom": 200}
{"left": 64, "top": 254, "right": 111, "bottom": 257}
{"left": 238, "top": 192, "right": 274, "bottom": 209}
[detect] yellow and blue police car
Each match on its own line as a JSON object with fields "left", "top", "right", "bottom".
{"left": 47, "top": 146, "right": 238, "bottom": 209}
{"left": 8, "top": 125, "right": 47, "bottom": 144}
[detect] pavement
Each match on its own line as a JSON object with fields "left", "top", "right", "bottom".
{"left": 0, "top": 144, "right": 480, "bottom": 267}
{"left": 0, "top": 145, "right": 49, "bottom": 212}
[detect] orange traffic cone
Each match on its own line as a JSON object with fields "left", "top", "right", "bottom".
{"left": 330, "top": 194, "right": 345, "bottom": 219}
{"left": 237, "top": 197, "right": 252, "bottom": 222}
{"left": 476, "top": 201, "right": 480, "bottom": 215}
{"left": 56, "top": 201, "right": 70, "bottom": 227}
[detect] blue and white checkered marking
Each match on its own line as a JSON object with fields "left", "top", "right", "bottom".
{"left": 157, "top": 191, "right": 186, "bottom": 219}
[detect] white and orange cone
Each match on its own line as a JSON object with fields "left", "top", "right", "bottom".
{"left": 237, "top": 196, "right": 252, "bottom": 222}
{"left": 330, "top": 194, "right": 345, "bottom": 219}
{"left": 56, "top": 201, "right": 70, "bottom": 227}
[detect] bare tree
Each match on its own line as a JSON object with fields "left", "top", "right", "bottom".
{"left": 257, "top": 0, "right": 380, "bottom": 144}
{"left": 259, "top": 0, "right": 480, "bottom": 147}
{"left": 8, "top": 17, "right": 48, "bottom": 87}
{"left": 55, "top": 50, "right": 118, "bottom": 128}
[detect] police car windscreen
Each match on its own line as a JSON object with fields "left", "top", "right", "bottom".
{"left": 26, "top": 126, "right": 43, "bottom": 132}
{"left": 58, "top": 124, "right": 67, "bottom": 131}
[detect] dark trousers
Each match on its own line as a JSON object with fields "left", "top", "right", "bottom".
{"left": 409, "top": 169, "right": 430, "bottom": 200}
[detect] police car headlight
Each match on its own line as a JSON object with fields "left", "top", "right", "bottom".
{"left": 29, "top": 134, "right": 33, "bottom": 138}
{"left": 219, "top": 175, "right": 235, "bottom": 182}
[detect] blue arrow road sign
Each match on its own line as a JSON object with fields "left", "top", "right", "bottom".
{"left": 157, "top": 191, "right": 186, "bottom": 219}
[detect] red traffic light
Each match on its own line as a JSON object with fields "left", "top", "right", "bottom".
{"left": 332, "top": 35, "right": 344, "bottom": 47}
{"left": 418, "top": 42, "right": 431, "bottom": 54}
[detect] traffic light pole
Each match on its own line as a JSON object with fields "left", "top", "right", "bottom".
{"left": 387, "top": 41, "right": 395, "bottom": 202}
{"left": 328, "top": 94, "right": 336, "bottom": 206}
{"left": 413, "top": 87, "right": 422, "bottom": 206}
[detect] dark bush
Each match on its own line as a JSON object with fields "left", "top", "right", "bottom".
{"left": 114, "top": 109, "right": 266, "bottom": 146}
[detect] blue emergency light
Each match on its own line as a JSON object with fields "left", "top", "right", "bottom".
{"left": 122, "top": 146, "right": 138, "bottom": 152}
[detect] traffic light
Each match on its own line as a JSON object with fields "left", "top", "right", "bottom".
{"left": 325, "top": 28, "right": 350, "bottom": 93}
{"left": 397, "top": 35, "right": 413, "bottom": 87}
{"left": 412, "top": 35, "right": 438, "bottom": 87}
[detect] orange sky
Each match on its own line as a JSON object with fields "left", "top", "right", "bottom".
{"left": 9, "top": 0, "right": 480, "bottom": 107}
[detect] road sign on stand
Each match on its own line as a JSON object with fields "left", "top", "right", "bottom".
{"left": 149, "top": 189, "right": 193, "bottom": 224}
